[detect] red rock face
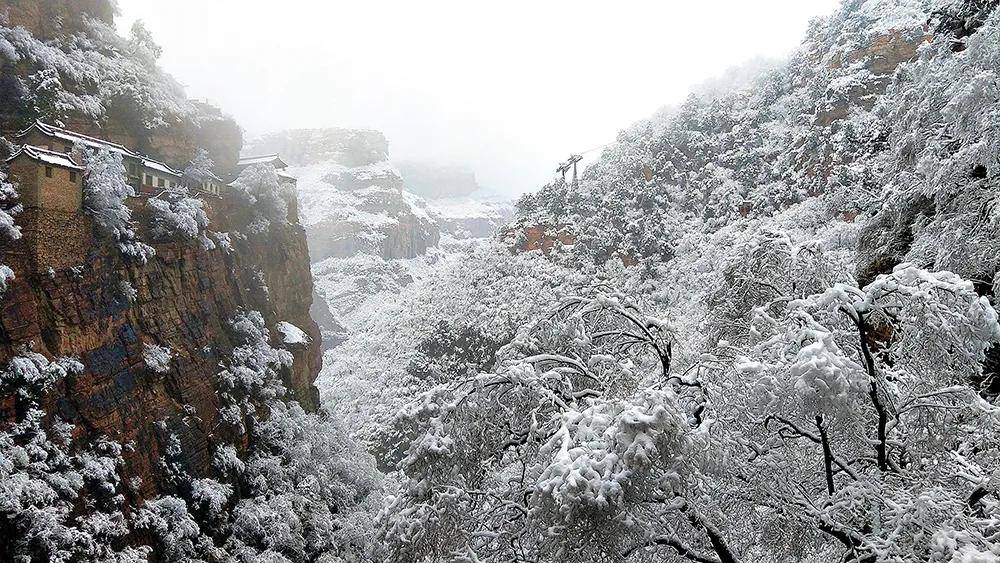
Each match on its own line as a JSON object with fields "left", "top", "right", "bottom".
{"left": 518, "top": 224, "right": 576, "bottom": 254}
{"left": 816, "top": 30, "right": 933, "bottom": 127}
{"left": 0, "top": 197, "right": 322, "bottom": 502}
{"left": 508, "top": 224, "right": 637, "bottom": 266}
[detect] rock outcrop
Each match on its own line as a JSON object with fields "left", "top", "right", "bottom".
{"left": 0, "top": 0, "right": 114, "bottom": 39}
{"left": 304, "top": 186, "right": 440, "bottom": 262}
{"left": 247, "top": 128, "right": 388, "bottom": 168}
{"left": 0, "top": 0, "right": 243, "bottom": 173}
{"left": 430, "top": 198, "right": 515, "bottom": 239}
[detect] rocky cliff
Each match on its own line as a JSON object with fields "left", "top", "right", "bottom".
{"left": 397, "top": 161, "right": 480, "bottom": 199}
{"left": 0, "top": 198, "right": 322, "bottom": 503}
{"left": 0, "top": 0, "right": 114, "bottom": 39}
{"left": 248, "top": 127, "right": 388, "bottom": 168}
{"left": 0, "top": 0, "right": 321, "bottom": 505}
{"left": 246, "top": 129, "right": 441, "bottom": 262}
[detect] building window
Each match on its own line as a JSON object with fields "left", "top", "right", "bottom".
{"left": 45, "top": 166, "right": 53, "bottom": 178}
{"left": 69, "top": 171, "right": 77, "bottom": 182}
{"left": 157, "top": 178, "right": 165, "bottom": 187}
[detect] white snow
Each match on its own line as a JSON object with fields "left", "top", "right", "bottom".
{"left": 16, "top": 145, "right": 82, "bottom": 170}
{"left": 143, "top": 343, "right": 173, "bottom": 374}
{"left": 276, "top": 321, "right": 310, "bottom": 345}
{"left": 141, "top": 157, "right": 181, "bottom": 178}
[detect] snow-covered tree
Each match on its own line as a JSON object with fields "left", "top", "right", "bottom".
{"left": 215, "top": 309, "right": 292, "bottom": 436}
{"left": 0, "top": 168, "right": 23, "bottom": 293}
{"left": 146, "top": 188, "right": 214, "bottom": 249}
{"left": 378, "top": 293, "right": 738, "bottom": 562}
{"left": 0, "top": 353, "right": 148, "bottom": 562}
{"left": 230, "top": 164, "right": 289, "bottom": 235}
{"left": 0, "top": 12, "right": 198, "bottom": 129}
{"left": 80, "top": 147, "right": 154, "bottom": 262}
{"left": 137, "top": 310, "right": 382, "bottom": 561}
{"left": 182, "top": 148, "right": 215, "bottom": 187}
{"left": 719, "top": 264, "right": 1000, "bottom": 561}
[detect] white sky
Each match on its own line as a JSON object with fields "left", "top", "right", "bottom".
{"left": 116, "top": 0, "right": 840, "bottom": 196}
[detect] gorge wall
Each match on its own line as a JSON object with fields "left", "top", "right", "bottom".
{"left": 0, "top": 0, "right": 321, "bottom": 504}
{"left": 245, "top": 128, "right": 441, "bottom": 262}
{"left": 0, "top": 196, "right": 322, "bottom": 504}
{"left": 0, "top": 0, "right": 243, "bottom": 172}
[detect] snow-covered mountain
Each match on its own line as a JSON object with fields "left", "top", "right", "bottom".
{"left": 245, "top": 128, "right": 513, "bottom": 347}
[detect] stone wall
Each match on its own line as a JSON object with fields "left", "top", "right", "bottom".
{"left": 8, "top": 158, "right": 81, "bottom": 213}
{"left": 18, "top": 207, "right": 91, "bottom": 271}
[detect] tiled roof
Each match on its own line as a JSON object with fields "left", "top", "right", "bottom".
{"left": 140, "top": 156, "right": 181, "bottom": 178}
{"left": 18, "top": 120, "right": 138, "bottom": 158}
{"left": 237, "top": 154, "right": 288, "bottom": 169}
{"left": 8, "top": 145, "right": 83, "bottom": 170}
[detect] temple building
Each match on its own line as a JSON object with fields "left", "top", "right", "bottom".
{"left": 6, "top": 145, "right": 83, "bottom": 212}
{"left": 16, "top": 121, "right": 199, "bottom": 196}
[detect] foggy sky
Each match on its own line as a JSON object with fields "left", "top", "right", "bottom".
{"left": 116, "top": 1, "right": 840, "bottom": 197}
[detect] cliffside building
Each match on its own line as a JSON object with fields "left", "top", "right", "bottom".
{"left": 16, "top": 120, "right": 143, "bottom": 186}
{"left": 5, "top": 123, "right": 302, "bottom": 232}
{"left": 235, "top": 154, "right": 289, "bottom": 173}
{"left": 236, "top": 154, "right": 300, "bottom": 223}
{"left": 15, "top": 121, "right": 205, "bottom": 196}
{"left": 3, "top": 144, "right": 89, "bottom": 271}
{"left": 6, "top": 145, "right": 83, "bottom": 212}
{"left": 196, "top": 170, "right": 226, "bottom": 198}
{"left": 138, "top": 157, "right": 182, "bottom": 195}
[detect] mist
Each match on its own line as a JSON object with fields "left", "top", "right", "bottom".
{"left": 5, "top": 0, "right": 998, "bottom": 559}
{"left": 115, "top": 0, "right": 839, "bottom": 196}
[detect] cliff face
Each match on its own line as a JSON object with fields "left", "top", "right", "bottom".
{"left": 304, "top": 187, "right": 440, "bottom": 262}
{"left": 0, "top": 0, "right": 320, "bottom": 504}
{"left": 0, "top": 198, "right": 321, "bottom": 501}
{"left": 248, "top": 128, "right": 388, "bottom": 168}
{"left": 246, "top": 129, "right": 442, "bottom": 263}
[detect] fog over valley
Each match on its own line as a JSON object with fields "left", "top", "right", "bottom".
{"left": 1, "top": 1, "right": 999, "bottom": 561}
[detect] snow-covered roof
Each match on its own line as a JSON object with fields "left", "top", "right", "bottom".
{"left": 276, "top": 171, "right": 297, "bottom": 184}
{"left": 17, "top": 120, "right": 138, "bottom": 159}
{"left": 8, "top": 145, "right": 83, "bottom": 170}
{"left": 237, "top": 154, "right": 288, "bottom": 170}
{"left": 141, "top": 157, "right": 181, "bottom": 178}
